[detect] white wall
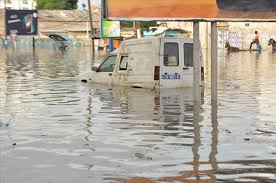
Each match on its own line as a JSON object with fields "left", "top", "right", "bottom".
{"left": 77, "top": 0, "right": 100, "bottom": 10}
{"left": 0, "top": 0, "right": 36, "bottom": 10}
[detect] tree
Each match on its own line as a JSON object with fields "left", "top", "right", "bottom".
{"left": 37, "top": 0, "right": 78, "bottom": 10}
{"left": 120, "top": 21, "right": 158, "bottom": 30}
{"left": 66, "top": 0, "right": 78, "bottom": 9}
{"left": 140, "top": 22, "right": 158, "bottom": 30}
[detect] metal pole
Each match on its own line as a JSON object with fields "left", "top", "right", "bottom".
{"left": 4, "top": 0, "right": 7, "bottom": 48}
{"left": 87, "top": 0, "right": 95, "bottom": 54}
{"left": 133, "top": 21, "right": 136, "bottom": 37}
{"left": 33, "top": 1, "right": 37, "bottom": 51}
{"left": 193, "top": 21, "right": 201, "bottom": 102}
{"left": 109, "top": 38, "right": 113, "bottom": 52}
{"left": 86, "top": 22, "right": 89, "bottom": 39}
{"left": 32, "top": 36, "right": 35, "bottom": 51}
{"left": 133, "top": 21, "right": 141, "bottom": 38}
{"left": 211, "top": 22, "right": 218, "bottom": 104}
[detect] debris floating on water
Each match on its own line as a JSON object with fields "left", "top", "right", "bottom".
{"left": 81, "top": 79, "right": 88, "bottom": 83}
{"left": 227, "top": 82, "right": 240, "bottom": 89}
{"left": 225, "top": 130, "right": 232, "bottom": 134}
{"left": 0, "top": 122, "right": 9, "bottom": 127}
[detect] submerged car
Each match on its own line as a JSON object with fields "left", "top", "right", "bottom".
{"left": 81, "top": 37, "right": 203, "bottom": 89}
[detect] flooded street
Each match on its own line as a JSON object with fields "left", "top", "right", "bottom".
{"left": 0, "top": 47, "right": 276, "bottom": 183}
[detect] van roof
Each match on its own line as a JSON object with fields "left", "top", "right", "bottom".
{"left": 122, "top": 37, "right": 193, "bottom": 45}
{"left": 112, "top": 37, "right": 193, "bottom": 54}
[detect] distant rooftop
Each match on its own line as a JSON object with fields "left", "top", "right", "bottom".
{"left": 0, "top": 9, "right": 100, "bottom": 22}
{"left": 39, "top": 10, "right": 100, "bottom": 22}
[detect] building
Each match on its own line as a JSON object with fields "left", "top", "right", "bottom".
{"left": 0, "top": 0, "right": 37, "bottom": 10}
{"left": 0, "top": 9, "right": 102, "bottom": 47}
{"left": 38, "top": 10, "right": 100, "bottom": 39}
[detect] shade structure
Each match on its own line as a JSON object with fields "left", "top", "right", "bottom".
{"left": 105, "top": 0, "right": 276, "bottom": 21}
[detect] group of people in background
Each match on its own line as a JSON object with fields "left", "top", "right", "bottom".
{"left": 226, "top": 30, "right": 276, "bottom": 53}
{"left": 0, "top": 36, "right": 16, "bottom": 48}
{"left": 249, "top": 30, "right": 276, "bottom": 52}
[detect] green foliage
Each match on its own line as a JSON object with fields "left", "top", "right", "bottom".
{"left": 120, "top": 21, "right": 158, "bottom": 30}
{"left": 37, "top": 0, "right": 78, "bottom": 10}
{"left": 66, "top": 0, "right": 78, "bottom": 9}
{"left": 140, "top": 21, "right": 158, "bottom": 30}
{"left": 120, "top": 21, "right": 133, "bottom": 28}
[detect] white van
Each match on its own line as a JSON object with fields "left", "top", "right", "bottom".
{"left": 81, "top": 37, "right": 203, "bottom": 89}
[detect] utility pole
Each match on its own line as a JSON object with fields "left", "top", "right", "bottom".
{"left": 87, "top": 0, "right": 95, "bottom": 54}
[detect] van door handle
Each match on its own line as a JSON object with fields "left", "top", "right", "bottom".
{"left": 183, "top": 67, "right": 189, "bottom": 70}
{"left": 109, "top": 73, "right": 112, "bottom": 76}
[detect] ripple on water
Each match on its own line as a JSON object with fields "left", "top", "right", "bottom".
{"left": 0, "top": 48, "right": 276, "bottom": 182}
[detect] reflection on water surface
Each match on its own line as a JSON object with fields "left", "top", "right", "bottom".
{"left": 0, "top": 48, "right": 276, "bottom": 183}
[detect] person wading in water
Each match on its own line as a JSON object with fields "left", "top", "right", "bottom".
{"left": 250, "top": 31, "right": 262, "bottom": 51}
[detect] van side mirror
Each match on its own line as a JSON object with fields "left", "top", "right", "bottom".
{"left": 92, "top": 66, "right": 99, "bottom": 72}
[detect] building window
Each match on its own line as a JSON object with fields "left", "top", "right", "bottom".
{"left": 22, "top": 0, "right": 28, "bottom": 4}
{"left": 164, "top": 43, "right": 179, "bottom": 66}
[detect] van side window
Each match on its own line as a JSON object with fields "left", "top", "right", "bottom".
{"left": 184, "top": 43, "right": 193, "bottom": 67}
{"left": 98, "top": 55, "right": 117, "bottom": 72}
{"left": 164, "top": 43, "right": 179, "bottom": 66}
{"left": 119, "top": 56, "right": 128, "bottom": 70}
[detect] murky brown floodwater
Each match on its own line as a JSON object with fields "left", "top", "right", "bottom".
{"left": 0, "top": 47, "right": 276, "bottom": 183}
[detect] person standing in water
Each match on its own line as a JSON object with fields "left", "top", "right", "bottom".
{"left": 250, "top": 31, "right": 262, "bottom": 51}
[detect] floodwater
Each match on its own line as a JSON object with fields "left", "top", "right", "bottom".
{"left": 0, "top": 47, "right": 276, "bottom": 183}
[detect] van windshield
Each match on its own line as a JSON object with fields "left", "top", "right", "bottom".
{"left": 98, "top": 55, "right": 117, "bottom": 72}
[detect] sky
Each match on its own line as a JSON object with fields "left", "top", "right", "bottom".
{"left": 77, "top": 0, "right": 100, "bottom": 9}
